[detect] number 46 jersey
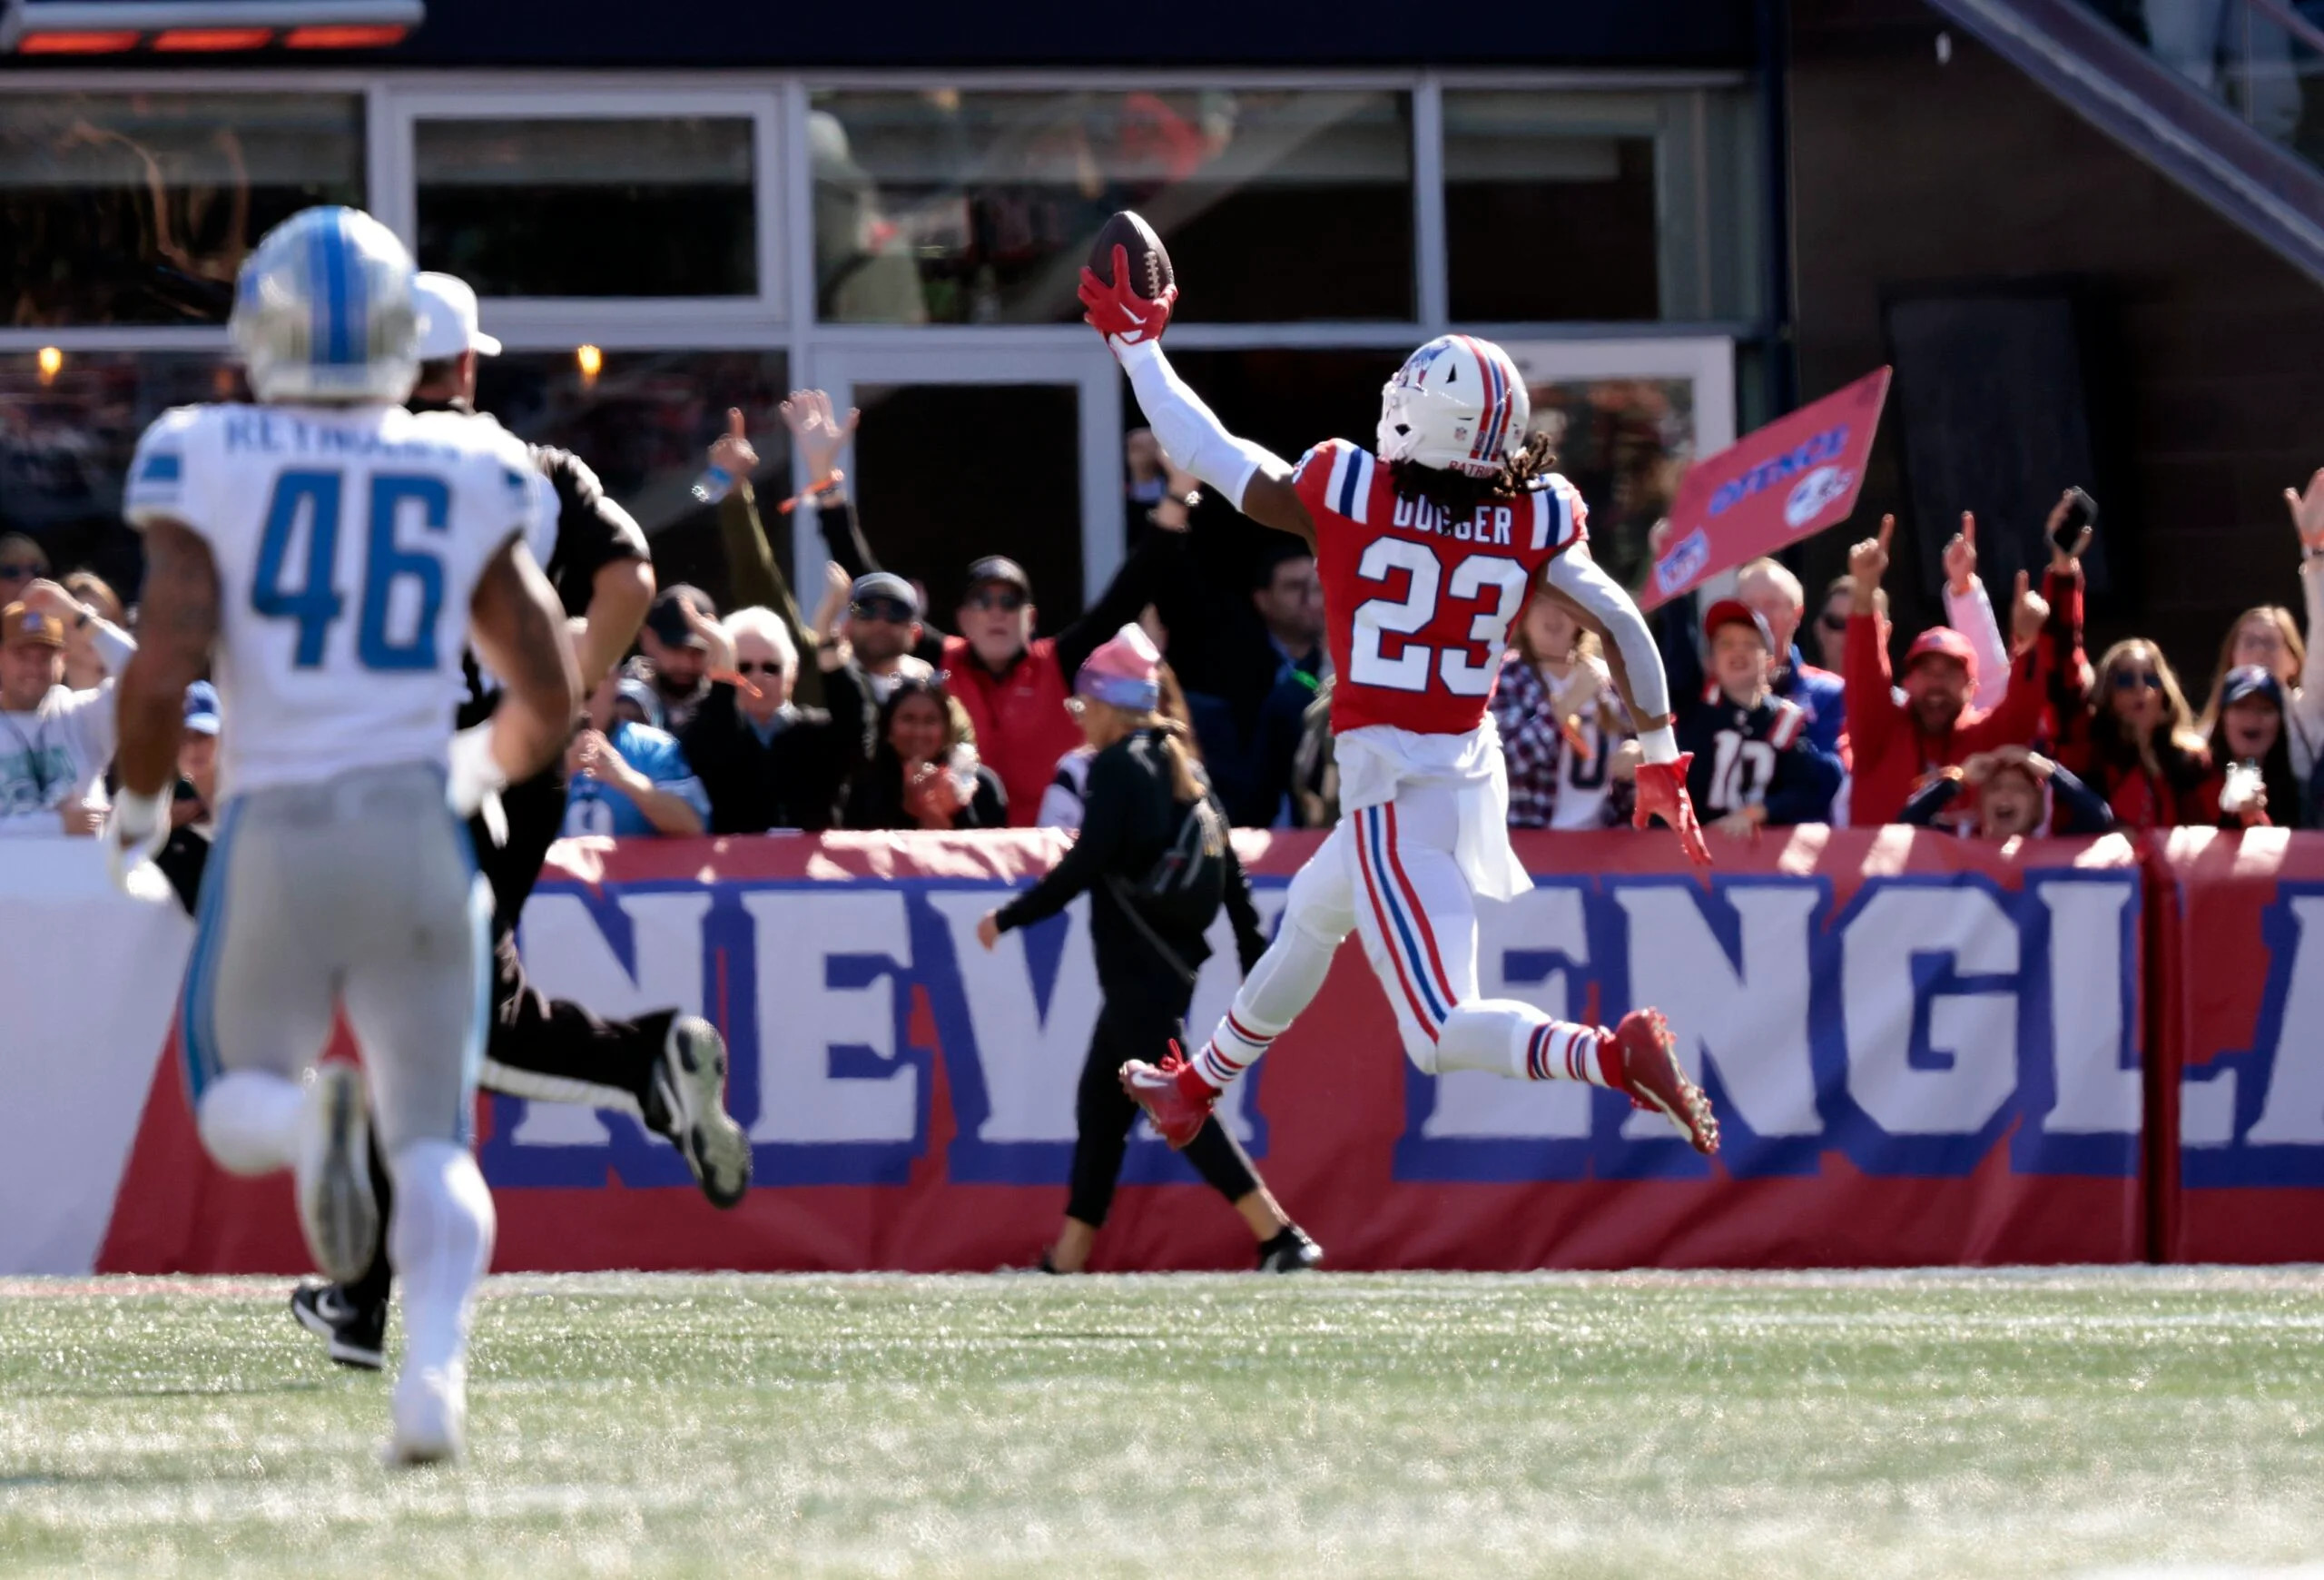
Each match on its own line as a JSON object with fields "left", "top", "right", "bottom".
{"left": 1296, "top": 438, "right": 1587, "bottom": 738}
{"left": 125, "top": 402, "right": 547, "bottom": 803}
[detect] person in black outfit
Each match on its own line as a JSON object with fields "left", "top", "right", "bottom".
{"left": 677, "top": 601, "right": 870, "bottom": 831}
{"left": 248, "top": 278, "right": 749, "bottom": 1370}
{"left": 975, "top": 626, "right": 1319, "bottom": 1274}
{"left": 844, "top": 675, "right": 1009, "bottom": 830}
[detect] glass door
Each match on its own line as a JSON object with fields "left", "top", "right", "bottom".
{"left": 803, "top": 343, "right": 1123, "bottom": 623}
{"left": 1501, "top": 337, "right": 1736, "bottom": 594}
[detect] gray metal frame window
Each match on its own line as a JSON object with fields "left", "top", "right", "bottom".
{"left": 0, "top": 67, "right": 1762, "bottom": 602}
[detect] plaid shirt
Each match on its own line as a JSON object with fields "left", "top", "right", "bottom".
{"left": 1493, "top": 655, "right": 1565, "bottom": 828}
{"left": 1492, "top": 655, "right": 1634, "bottom": 830}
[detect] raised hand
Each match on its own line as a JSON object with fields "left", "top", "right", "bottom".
{"left": 676, "top": 596, "right": 734, "bottom": 674}
{"left": 779, "top": 390, "right": 859, "bottom": 485}
{"left": 1849, "top": 515, "right": 1894, "bottom": 599}
{"left": 903, "top": 760, "right": 962, "bottom": 830}
{"left": 708, "top": 408, "right": 757, "bottom": 487}
{"left": 2045, "top": 490, "right": 2093, "bottom": 571}
{"left": 1078, "top": 246, "right": 1177, "bottom": 346}
{"left": 14, "top": 578, "right": 84, "bottom": 624}
{"left": 2285, "top": 468, "right": 2324, "bottom": 552}
{"left": 812, "top": 560, "right": 852, "bottom": 642}
{"left": 1943, "top": 511, "right": 1977, "bottom": 596}
{"left": 2009, "top": 569, "right": 2050, "bottom": 657}
{"left": 1147, "top": 453, "right": 1202, "bottom": 532}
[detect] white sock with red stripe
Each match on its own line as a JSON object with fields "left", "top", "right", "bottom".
{"left": 1191, "top": 1009, "right": 1275, "bottom": 1091}
{"left": 1435, "top": 1002, "right": 1618, "bottom": 1086}
{"left": 1186, "top": 902, "right": 1344, "bottom": 1092}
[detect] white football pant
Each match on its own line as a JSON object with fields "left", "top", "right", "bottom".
{"left": 1192, "top": 781, "right": 1610, "bottom": 1091}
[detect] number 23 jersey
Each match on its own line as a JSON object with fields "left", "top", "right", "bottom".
{"left": 124, "top": 401, "right": 547, "bottom": 802}
{"left": 1297, "top": 438, "right": 1587, "bottom": 738}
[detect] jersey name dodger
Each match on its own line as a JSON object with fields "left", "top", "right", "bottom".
{"left": 1297, "top": 439, "right": 1585, "bottom": 737}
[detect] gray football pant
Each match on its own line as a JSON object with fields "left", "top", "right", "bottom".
{"left": 178, "top": 762, "right": 491, "bottom": 1155}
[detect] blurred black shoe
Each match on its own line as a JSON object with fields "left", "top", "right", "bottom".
{"left": 1256, "top": 1225, "right": 1323, "bottom": 1273}
{"left": 290, "top": 1279, "right": 386, "bottom": 1370}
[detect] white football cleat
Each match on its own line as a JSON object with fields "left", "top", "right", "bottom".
{"left": 294, "top": 1063, "right": 379, "bottom": 1287}
{"left": 388, "top": 1366, "right": 468, "bottom": 1466}
{"left": 653, "top": 1016, "right": 751, "bottom": 1210}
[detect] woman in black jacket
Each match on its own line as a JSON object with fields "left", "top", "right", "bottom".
{"left": 976, "top": 627, "right": 1319, "bottom": 1274}
{"left": 842, "top": 675, "right": 1008, "bottom": 830}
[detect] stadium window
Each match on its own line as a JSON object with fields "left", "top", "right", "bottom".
{"left": 0, "top": 351, "right": 238, "bottom": 587}
{"left": 471, "top": 349, "right": 792, "bottom": 604}
{"left": 415, "top": 118, "right": 757, "bottom": 299}
{"left": 810, "top": 89, "right": 1414, "bottom": 325}
{"left": 1443, "top": 89, "right": 1762, "bottom": 326}
{"left": 0, "top": 94, "right": 364, "bottom": 328}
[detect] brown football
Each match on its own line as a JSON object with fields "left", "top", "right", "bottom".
{"left": 1088, "top": 211, "right": 1175, "bottom": 302}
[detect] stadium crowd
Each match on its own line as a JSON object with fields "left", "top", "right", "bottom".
{"left": 5, "top": 371, "right": 2324, "bottom": 849}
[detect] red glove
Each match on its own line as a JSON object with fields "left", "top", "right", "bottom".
{"left": 1633, "top": 755, "right": 1713, "bottom": 867}
{"left": 1078, "top": 245, "right": 1177, "bottom": 346}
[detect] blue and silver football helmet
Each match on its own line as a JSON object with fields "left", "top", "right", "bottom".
{"left": 229, "top": 206, "right": 423, "bottom": 405}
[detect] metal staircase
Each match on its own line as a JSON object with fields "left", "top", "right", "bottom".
{"left": 1922, "top": 0, "right": 2324, "bottom": 285}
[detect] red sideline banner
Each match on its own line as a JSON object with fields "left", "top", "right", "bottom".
{"left": 1640, "top": 367, "right": 1891, "bottom": 610}
{"left": 96, "top": 827, "right": 2145, "bottom": 1274}
{"left": 2152, "top": 828, "right": 2324, "bottom": 1261}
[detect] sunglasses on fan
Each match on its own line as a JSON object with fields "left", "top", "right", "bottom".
{"left": 850, "top": 596, "right": 917, "bottom": 624}
{"left": 2109, "top": 669, "right": 2164, "bottom": 693}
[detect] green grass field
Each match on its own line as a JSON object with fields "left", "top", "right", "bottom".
{"left": 5, "top": 1269, "right": 2324, "bottom": 1578}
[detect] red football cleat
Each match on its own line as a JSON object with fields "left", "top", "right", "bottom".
{"left": 1118, "top": 1046, "right": 1217, "bottom": 1150}
{"left": 1633, "top": 755, "right": 1713, "bottom": 867}
{"left": 1611, "top": 1008, "right": 1720, "bottom": 1156}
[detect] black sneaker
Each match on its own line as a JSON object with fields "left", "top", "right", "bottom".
{"left": 290, "top": 1279, "right": 387, "bottom": 1370}
{"left": 651, "top": 1015, "right": 751, "bottom": 1210}
{"left": 1256, "top": 1225, "right": 1323, "bottom": 1273}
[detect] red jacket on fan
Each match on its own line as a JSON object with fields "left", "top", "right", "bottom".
{"left": 1843, "top": 566, "right": 2072, "bottom": 825}
{"left": 936, "top": 532, "right": 1187, "bottom": 828}
{"left": 940, "top": 634, "right": 1082, "bottom": 828}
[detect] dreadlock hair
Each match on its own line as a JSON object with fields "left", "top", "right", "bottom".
{"left": 1386, "top": 430, "right": 1560, "bottom": 521}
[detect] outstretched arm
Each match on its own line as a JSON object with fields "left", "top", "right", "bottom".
{"left": 1080, "top": 249, "right": 1315, "bottom": 547}
{"left": 113, "top": 519, "right": 215, "bottom": 800}
{"left": 469, "top": 535, "right": 584, "bottom": 788}
{"left": 1538, "top": 544, "right": 1709, "bottom": 864}
{"left": 1539, "top": 546, "right": 1674, "bottom": 745}
{"left": 105, "top": 519, "right": 216, "bottom": 880}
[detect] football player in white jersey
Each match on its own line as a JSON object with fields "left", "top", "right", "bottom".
{"left": 107, "top": 206, "right": 580, "bottom": 1465}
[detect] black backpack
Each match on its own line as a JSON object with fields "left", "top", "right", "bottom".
{"left": 1104, "top": 780, "right": 1231, "bottom": 984}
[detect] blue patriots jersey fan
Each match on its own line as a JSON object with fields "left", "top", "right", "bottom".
{"left": 1679, "top": 599, "right": 1845, "bottom": 828}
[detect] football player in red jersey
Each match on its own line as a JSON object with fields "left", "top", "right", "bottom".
{"left": 1078, "top": 248, "right": 1719, "bottom": 1157}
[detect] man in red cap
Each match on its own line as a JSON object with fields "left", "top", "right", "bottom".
{"left": 1842, "top": 514, "right": 2062, "bottom": 825}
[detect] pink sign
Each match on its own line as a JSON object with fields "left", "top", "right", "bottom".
{"left": 1640, "top": 367, "right": 1892, "bottom": 611}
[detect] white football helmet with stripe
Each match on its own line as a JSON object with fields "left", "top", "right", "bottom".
{"left": 231, "top": 205, "right": 424, "bottom": 406}
{"left": 1376, "top": 333, "right": 1531, "bottom": 479}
